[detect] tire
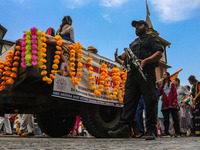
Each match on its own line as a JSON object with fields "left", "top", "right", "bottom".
{"left": 81, "top": 104, "right": 122, "bottom": 138}
{"left": 37, "top": 111, "right": 76, "bottom": 137}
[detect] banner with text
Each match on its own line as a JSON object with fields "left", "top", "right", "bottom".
{"left": 52, "top": 49, "right": 124, "bottom": 107}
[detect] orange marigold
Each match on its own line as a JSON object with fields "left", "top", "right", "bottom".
{"left": 77, "top": 72, "right": 82, "bottom": 77}
{"left": 90, "top": 81, "right": 95, "bottom": 85}
{"left": 55, "top": 51, "right": 61, "bottom": 55}
{"left": 10, "top": 73, "right": 17, "bottom": 78}
{"left": 89, "top": 77, "right": 95, "bottom": 80}
{"left": 99, "top": 89, "right": 103, "bottom": 92}
{"left": 47, "top": 78, "right": 52, "bottom": 84}
{"left": 70, "top": 63, "right": 75, "bottom": 67}
{"left": 77, "top": 68, "right": 82, "bottom": 72}
{"left": 54, "top": 55, "right": 60, "bottom": 60}
{"left": 78, "top": 49, "right": 82, "bottom": 53}
{"left": 41, "top": 37, "right": 46, "bottom": 42}
{"left": 106, "top": 90, "right": 111, "bottom": 94}
{"left": 56, "top": 46, "right": 62, "bottom": 50}
{"left": 89, "top": 71, "right": 94, "bottom": 75}
{"left": 41, "top": 43, "right": 47, "bottom": 48}
{"left": 51, "top": 70, "right": 57, "bottom": 74}
{"left": 53, "top": 59, "right": 59, "bottom": 64}
{"left": 15, "top": 46, "right": 21, "bottom": 51}
{"left": 55, "top": 35, "right": 62, "bottom": 41}
{"left": 42, "top": 76, "right": 48, "bottom": 81}
{"left": 40, "top": 65, "right": 47, "bottom": 70}
{"left": 70, "top": 58, "right": 75, "bottom": 62}
{"left": 41, "top": 70, "right": 47, "bottom": 76}
{"left": 40, "top": 59, "right": 47, "bottom": 63}
{"left": 91, "top": 86, "right": 96, "bottom": 90}
{"left": 70, "top": 72, "right": 76, "bottom": 76}
{"left": 52, "top": 64, "right": 58, "bottom": 69}
{"left": 14, "top": 56, "right": 20, "bottom": 60}
{"left": 78, "top": 58, "right": 83, "bottom": 62}
{"left": 56, "top": 40, "right": 62, "bottom": 46}
{"left": 13, "top": 61, "right": 19, "bottom": 67}
{"left": 77, "top": 54, "right": 83, "bottom": 58}
{"left": 74, "top": 80, "right": 79, "bottom": 86}
{"left": 40, "top": 53, "right": 47, "bottom": 57}
{"left": 41, "top": 48, "right": 47, "bottom": 53}
{"left": 77, "top": 62, "right": 83, "bottom": 67}
{"left": 89, "top": 67, "right": 93, "bottom": 71}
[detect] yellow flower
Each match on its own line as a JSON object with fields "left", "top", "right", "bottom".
{"left": 88, "top": 62, "right": 92, "bottom": 66}
{"left": 47, "top": 78, "right": 53, "bottom": 84}
{"left": 106, "top": 90, "right": 111, "bottom": 94}
{"left": 41, "top": 32, "right": 46, "bottom": 37}
{"left": 90, "top": 81, "right": 95, "bottom": 85}
{"left": 52, "top": 64, "right": 58, "bottom": 69}
{"left": 55, "top": 35, "right": 62, "bottom": 40}
{"left": 118, "top": 95, "right": 122, "bottom": 98}
{"left": 54, "top": 55, "right": 60, "bottom": 60}
{"left": 109, "top": 94, "right": 113, "bottom": 99}
{"left": 56, "top": 46, "right": 62, "bottom": 51}
{"left": 78, "top": 62, "right": 83, "bottom": 67}
{"left": 113, "top": 92, "right": 117, "bottom": 95}
{"left": 99, "top": 85, "right": 104, "bottom": 89}
{"left": 70, "top": 58, "right": 75, "bottom": 62}
{"left": 94, "top": 90, "right": 99, "bottom": 95}
{"left": 77, "top": 54, "right": 83, "bottom": 58}
{"left": 78, "top": 49, "right": 82, "bottom": 53}
{"left": 53, "top": 59, "right": 59, "bottom": 64}
{"left": 89, "top": 71, "right": 94, "bottom": 75}
{"left": 56, "top": 40, "right": 62, "bottom": 46}
{"left": 50, "top": 74, "right": 55, "bottom": 79}
{"left": 89, "top": 77, "right": 95, "bottom": 80}
{"left": 78, "top": 58, "right": 83, "bottom": 62}
{"left": 70, "top": 63, "right": 75, "bottom": 67}
{"left": 51, "top": 70, "right": 57, "bottom": 74}
{"left": 41, "top": 59, "right": 47, "bottom": 63}
{"left": 91, "top": 86, "right": 96, "bottom": 90}
{"left": 70, "top": 53, "right": 75, "bottom": 57}
{"left": 55, "top": 51, "right": 61, "bottom": 55}
{"left": 41, "top": 70, "right": 47, "bottom": 76}
{"left": 10, "top": 73, "right": 17, "bottom": 78}
{"left": 41, "top": 43, "right": 47, "bottom": 48}
{"left": 14, "top": 56, "right": 20, "bottom": 60}
{"left": 70, "top": 72, "right": 76, "bottom": 76}
{"left": 87, "top": 57, "right": 92, "bottom": 61}
{"left": 41, "top": 37, "right": 46, "bottom": 42}
{"left": 40, "top": 53, "right": 47, "bottom": 57}
{"left": 70, "top": 50, "right": 75, "bottom": 54}
{"left": 70, "top": 67, "right": 75, "bottom": 71}
{"left": 13, "top": 62, "right": 19, "bottom": 67}
{"left": 78, "top": 68, "right": 83, "bottom": 72}
{"left": 74, "top": 80, "right": 79, "bottom": 86}
{"left": 42, "top": 76, "right": 48, "bottom": 81}
{"left": 40, "top": 65, "right": 47, "bottom": 70}
{"left": 77, "top": 72, "right": 82, "bottom": 77}
{"left": 41, "top": 48, "right": 47, "bottom": 53}
{"left": 71, "top": 77, "right": 76, "bottom": 81}
{"left": 89, "top": 67, "right": 93, "bottom": 71}
{"left": 15, "top": 46, "right": 21, "bottom": 51}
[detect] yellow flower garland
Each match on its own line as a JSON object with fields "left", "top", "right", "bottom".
{"left": 40, "top": 34, "right": 62, "bottom": 84}
{"left": 69, "top": 42, "right": 83, "bottom": 86}
{"left": 0, "top": 45, "right": 21, "bottom": 91}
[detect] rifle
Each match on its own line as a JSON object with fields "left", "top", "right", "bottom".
{"left": 124, "top": 48, "right": 147, "bottom": 81}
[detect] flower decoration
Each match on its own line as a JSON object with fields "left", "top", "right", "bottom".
{"left": 68, "top": 42, "right": 83, "bottom": 86}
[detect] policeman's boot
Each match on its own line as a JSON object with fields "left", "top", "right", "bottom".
{"left": 108, "top": 125, "right": 130, "bottom": 138}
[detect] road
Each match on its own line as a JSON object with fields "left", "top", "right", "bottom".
{"left": 0, "top": 135, "right": 200, "bottom": 150}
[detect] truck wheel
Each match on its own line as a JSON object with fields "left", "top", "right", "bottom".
{"left": 37, "top": 111, "right": 76, "bottom": 137}
{"left": 81, "top": 104, "right": 122, "bottom": 138}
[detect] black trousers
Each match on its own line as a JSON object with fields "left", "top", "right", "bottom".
{"left": 120, "top": 69, "right": 157, "bottom": 132}
{"left": 162, "top": 108, "right": 180, "bottom": 135}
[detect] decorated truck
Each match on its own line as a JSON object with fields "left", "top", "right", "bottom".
{"left": 0, "top": 27, "right": 127, "bottom": 137}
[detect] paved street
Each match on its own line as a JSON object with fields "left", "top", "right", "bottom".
{"left": 0, "top": 136, "right": 199, "bottom": 150}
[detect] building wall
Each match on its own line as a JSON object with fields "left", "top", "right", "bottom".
{"left": 0, "top": 43, "right": 13, "bottom": 55}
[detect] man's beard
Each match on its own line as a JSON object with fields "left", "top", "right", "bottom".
{"left": 136, "top": 27, "right": 146, "bottom": 36}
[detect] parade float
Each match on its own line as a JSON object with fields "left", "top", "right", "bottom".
{"left": 0, "top": 27, "right": 127, "bottom": 137}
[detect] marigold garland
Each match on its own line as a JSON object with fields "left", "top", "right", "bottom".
{"left": 69, "top": 42, "right": 83, "bottom": 86}
{"left": 0, "top": 40, "right": 21, "bottom": 91}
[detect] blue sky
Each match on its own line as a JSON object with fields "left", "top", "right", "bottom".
{"left": 1, "top": 0, "right": 200, "bottom": 86}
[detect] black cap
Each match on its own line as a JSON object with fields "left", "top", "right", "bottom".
{"left": 131, "top": 20, "right": 149, "bottom": 27}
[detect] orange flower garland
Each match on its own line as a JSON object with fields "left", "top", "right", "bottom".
{"left": 69, "top": 42, "right": 83, "bottom": 86}
{"left": 40, "top": 34, "right": 62, "bottom": 84}
{"left": 119, "top": 69, "right": 127, "bottom": 102}
{"left": 0, "top": 42, "right": 21, "bottom": 91}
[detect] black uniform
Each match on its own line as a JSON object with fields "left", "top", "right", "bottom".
{"left": 120, "top": 34, "right": 164, "bottom": 132}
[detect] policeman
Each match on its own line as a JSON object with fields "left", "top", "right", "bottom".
{"left": 108, "top": 20, "right": 163, "bottom": 140}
